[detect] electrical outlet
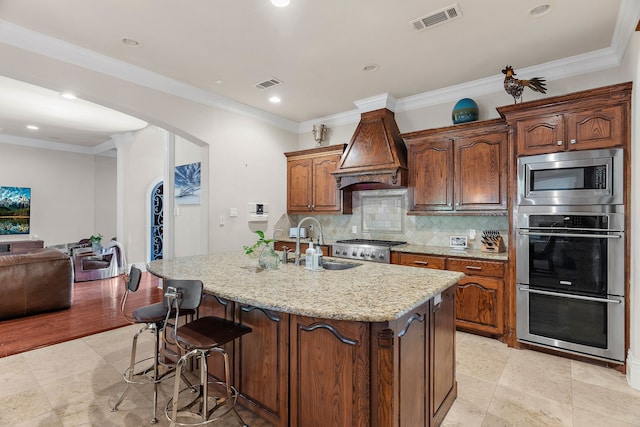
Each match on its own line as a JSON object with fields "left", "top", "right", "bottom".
{"left": 352, "top": 225, "right": 358, "bottom": 233}
{"left": 469, "top": 229, "right": 476, "bottom": 240}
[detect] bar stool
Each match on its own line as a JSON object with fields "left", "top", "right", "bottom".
{"left": 164, "top": 286, "right": 252, "bottom": 426}
{"left": 111, "top": 267, "right": 198, "bottom": 424}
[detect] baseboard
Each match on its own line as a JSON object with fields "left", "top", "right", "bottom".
{"left": 626, "top": 349, "right": 640, "bottom": 390}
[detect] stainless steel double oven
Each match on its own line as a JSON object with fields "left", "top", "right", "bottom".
{"left": 516, "top": 148, "right": 625, "bottom": 362}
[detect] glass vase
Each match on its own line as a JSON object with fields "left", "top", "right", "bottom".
{"left": 258, "top": 246, "right": 280, "bottom": 270}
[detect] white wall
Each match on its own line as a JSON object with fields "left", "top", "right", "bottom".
{"left": 93, "top": 155, "right": 117, "bottom": 241}
{"left": 119, "top": 126, "right": 166, "bottom": 264}
{"left": 174, "top": 135, "right": 207, "bottom": 257}
{"left": 208, "top": 109, "right": 296, "bottom": 253}
{"left": 0, "top": 142, "right": 98, "bottom": 245}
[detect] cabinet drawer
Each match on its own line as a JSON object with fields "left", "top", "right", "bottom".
{"left": 395, "top": 253, "right": 446, "bottom": 269}
{"left": 446, "top": 258, "right": 504, "bottom": 278}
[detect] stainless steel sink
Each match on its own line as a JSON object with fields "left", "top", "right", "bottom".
{"left": 322, "top": 261, "right": 361, "bottom": 270}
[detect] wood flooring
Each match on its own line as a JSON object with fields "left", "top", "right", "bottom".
{"left": 0, "top": 271, "right": 164, "bottom": 358}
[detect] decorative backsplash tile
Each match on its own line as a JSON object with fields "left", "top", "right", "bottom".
{"left": 278, "top": 189, "right": 509, "bottom": 250}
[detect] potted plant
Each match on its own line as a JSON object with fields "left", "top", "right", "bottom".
{"left": 243, "top": 230, "right": 279, "bottom": 269}
{"left": 89, "top": 234, "right": 103, "bottom": 252}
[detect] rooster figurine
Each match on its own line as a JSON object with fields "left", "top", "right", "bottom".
{"left": 502, "top": 65, "right": 547, "bottom": 103}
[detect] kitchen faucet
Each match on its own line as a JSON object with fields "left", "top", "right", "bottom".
{"left": 294, "top": 217, "right": 324, "bottom": 266}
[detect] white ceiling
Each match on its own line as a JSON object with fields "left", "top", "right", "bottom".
{"left": 0, "top": 0, "right": 636, "bottom": 148}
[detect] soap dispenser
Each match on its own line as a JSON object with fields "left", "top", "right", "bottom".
{"left": 305, "top": 241, "right": 316, "bottom": 270}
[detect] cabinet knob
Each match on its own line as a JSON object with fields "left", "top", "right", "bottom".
{"left": 556, "top": 140, "right": 563, "bottom": 146}
{"left": 570, "top": 139, "right": 576, "bottom": 144}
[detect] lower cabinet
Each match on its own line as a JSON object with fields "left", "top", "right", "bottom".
{"left": 236, "top": 304, "right": 289, "bottom": 426}
{"left": 193, "top": 284, "right": 457, "bottom": 426}
{"left": 446, "top": 258, "right": 504, "bottom": 336}
{"left": 392, "top": 251, "right": 505, "bottom": 337}
{"left": 289, "top": 315, "right": 370, "bottom": 426}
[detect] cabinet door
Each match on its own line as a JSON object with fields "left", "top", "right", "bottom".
{"left": 287, "top": 158, "right": 313, "bottom": 213}
{"left": 431, "top": 285, "right": 457, "bottom": 425}
{"left": 236, "top": 305, "right": 289, "bottom": 427}
{"left": 516, "top": 113, "right": 565, "bottom": 155}
{"left": 455, "top": 276, "right": 503, "bottom": 335}
{"left": 311, "top": 154, "right": 342, "bottom": 213}
{"left": 455, "top": 131, "right": 507, "bottom": 211}
{"left": 289, "top": 315, "right": 370, "bottom": 427}
{"left": 567, "top": 105, "right": 625, "bottom": 150}
{"left": 408, "top": 139, "right": 454, "bottom": 212}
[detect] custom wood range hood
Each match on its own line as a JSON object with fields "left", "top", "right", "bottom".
{"left": 331, "top": 108, "right": 408, "bottom": 190}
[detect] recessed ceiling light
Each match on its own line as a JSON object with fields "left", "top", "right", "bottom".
{"left": 26, "top": 125, "right": 39, "bottom": 131}
{"left": 271, "top": 0, "right": 290, "bottom": 7}
{"left": 60, "top": 92, "right": 77, "bottom": 100}
{"left": 269, "top": 96, "right": 281, "bottom": 103}
{"left": 215, "top": 80, "right": 224, "bottom": 85}
{"left": 122, "top": 37, "right": 142, "bottom": 47}
{"left": 529, "top": 4, "right": 551, "bottom": 17}
{"left": 363, "top": 64, "right": 379, "bottom": 72}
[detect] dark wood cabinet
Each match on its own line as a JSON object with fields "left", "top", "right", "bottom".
{"left": 498, "top": 82, "right": 631, "bottom": 156}
{"left": 236, "top": 305, "right": 289, "bottom": 427}
{"left": 392, "top": 251, "right": 446, "bottom": 270}
{"left": 513, "top": 105, "right": 625, "bottom": 155}
{"left": 194, "top": 285, "right": 457, "bottom": 426}
{"left": 285, "top": 144, "right": 350, "bottom": 214}
{"left": 431, "top": 286, "right": 456, "bottom": 425}
{"left": 446, "top": 258, "right": 504, "bottom": 337}
{"left": 403, "top": 119, "right": 508, "bottom": 214}
{"left": 392, "top": 251, "right": 506, "bottom": 338}
{"left": 289, "top": 315, "right": 370, "bottom": 427}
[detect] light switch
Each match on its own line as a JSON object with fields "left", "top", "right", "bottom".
{"left": 219, "top": 215, "right": 225, "bottom": 226}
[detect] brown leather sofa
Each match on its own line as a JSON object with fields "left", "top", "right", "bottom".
{"left": 0, "top": 248, "right": 73, "bottom": 321}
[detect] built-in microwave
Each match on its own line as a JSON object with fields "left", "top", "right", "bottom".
{"left": 517, "top": 148, "right": 623, "bottom": 206}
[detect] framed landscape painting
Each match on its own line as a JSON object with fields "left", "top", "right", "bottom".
{"left": 0, "top": 186, "right": 31, "bottom": 235}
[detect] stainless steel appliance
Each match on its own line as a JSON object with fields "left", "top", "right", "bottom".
{"left": 516, "top": 205, "right": 625, "bottom": 362}
{"left": 332, "top": 239, "right": 406, "bottom": 264}
{"left": 517, "top": 148, "right": 623, "bottom": 206}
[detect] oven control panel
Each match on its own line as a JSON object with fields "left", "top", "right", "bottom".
{"left": 332, "top": 244, "right": 390, "bottom": 263}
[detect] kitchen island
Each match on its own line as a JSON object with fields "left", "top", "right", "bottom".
{"left": 148, "top": 252, "right": 464, "bottom": 427}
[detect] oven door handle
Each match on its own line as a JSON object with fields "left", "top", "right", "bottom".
{"left": 518, "top": 230, "right": 622, "bottom": 239}
{"left": 518, "top": 287, "right": 622, "bottom": 304}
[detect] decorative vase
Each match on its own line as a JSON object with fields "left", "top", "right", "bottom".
{"left": 92, "top": 242, "right": 102, "bottom": 253}
{"left": 452, "top": 98, "right": 479, "bottom": 124}
{"left": 258, "top": 246, "right": 280, "bottom": 270}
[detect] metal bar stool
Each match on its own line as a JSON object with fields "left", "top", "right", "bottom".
{"left": 111, "top": 266, "right": 197, "bottom": 424}
{"left": 164, "top": 284, "right": 252, "bottom": 426}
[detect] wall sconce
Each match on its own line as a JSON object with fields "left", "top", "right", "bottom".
{"left": 312, "top": 124, "right": 327, "bottom": 145}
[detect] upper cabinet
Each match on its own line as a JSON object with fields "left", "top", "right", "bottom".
{"left": 498, "top": 82, "right": 631, "bottom": 156}
{"left": 403, "top": 119, "right": 508, "bottom": 214}
{"left": 285, "top": 145, "right": 351, "bottom": 214}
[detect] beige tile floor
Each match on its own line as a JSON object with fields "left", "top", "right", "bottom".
{"left": 1, "top": 325, "right": 639, "bottom": 426}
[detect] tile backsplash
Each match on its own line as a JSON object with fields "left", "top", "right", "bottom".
{"left": 275, "top": 189, "right": 509, "bottom": 250}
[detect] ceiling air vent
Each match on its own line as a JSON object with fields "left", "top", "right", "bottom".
{"left": 410, "top": 4, "right": 462, "bottom": 31}
{"left": 254, "top": 77, "right": 283, "bottom": 90}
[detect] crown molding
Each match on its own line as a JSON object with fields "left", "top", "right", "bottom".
{"left": 0, "top": 19, "right": 299, "bottom": 134}
{"left": 0, "top": 0, "right": 636, "bottom": 141}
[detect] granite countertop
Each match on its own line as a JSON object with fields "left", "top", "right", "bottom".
{"left": 147, "top": 251, "right": 464, "bottom": 322}
{"left": 393, "top": 244, "right": 509, "bottom": 262}
{"left": 276, "top": 238, "right": 508, "bottom": 262}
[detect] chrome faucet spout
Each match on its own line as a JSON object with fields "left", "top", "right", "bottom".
{"left": 294, "top": 217, "right": 325, "bottom": 266}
